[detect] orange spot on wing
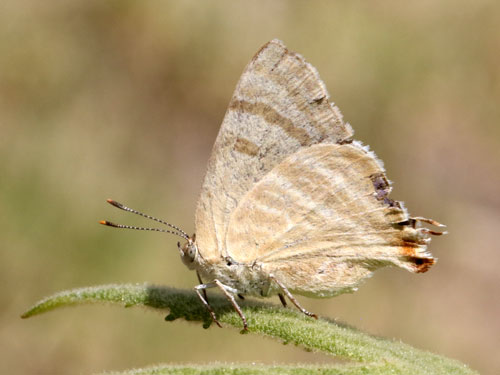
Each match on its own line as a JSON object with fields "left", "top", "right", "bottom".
{"left": 395, "top": 239, "right": 436, "bottom": 273}
{"left": 408, "top": 257, "right": 436, "bottom": 273}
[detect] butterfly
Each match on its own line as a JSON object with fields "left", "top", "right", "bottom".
{"left": 101, "top": 39, "right": 445, "bottom": 330}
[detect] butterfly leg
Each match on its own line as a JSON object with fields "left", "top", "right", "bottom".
{"left": 194, "top": 283, "right": 222, "bottom": 328}
{"left": 196, "top": 271, "right": 208, "bottom": 302}
{"left": 278, "top": 293, "right": 287, "bottom": 307}
{"left": 213, "top": 279, "right": 248, "bottom": 331}
{"left": 269, "top": 274, "right": 318, "bottom": 319}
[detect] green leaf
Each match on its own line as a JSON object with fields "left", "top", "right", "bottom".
{"left": 22, "top": 284, "right": 477, "bottom": 375}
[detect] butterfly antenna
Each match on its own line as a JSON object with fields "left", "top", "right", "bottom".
{"left": 99, "top": 220, "right": 188, "bottom": 239}
{"left": 101, "top": 199, "right": 189, "bottom": 240}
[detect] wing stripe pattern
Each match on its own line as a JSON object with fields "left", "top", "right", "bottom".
{"left": 229, "top": 100, "right": 312, "bottom": 146}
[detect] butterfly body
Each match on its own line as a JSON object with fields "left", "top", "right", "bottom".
{"left": 195, "top": 257, "right": 275, "bottom": 298}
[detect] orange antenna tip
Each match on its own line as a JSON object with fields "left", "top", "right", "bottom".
{"left": 100, "top": 220, "right": 119, "bottom": 227}
{"left": 106, "top": 199, "right": 123, "bottom": 209}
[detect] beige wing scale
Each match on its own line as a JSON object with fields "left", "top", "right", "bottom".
{"left": 225, "top": 142, "right": 436, "bottom": 297}
{"left": 195, "top": 39, "right": 353, "bottom": 261}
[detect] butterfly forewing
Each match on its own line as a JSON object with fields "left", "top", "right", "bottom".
{"left": 195, "top": 39, "right": 353, "bottom": 261}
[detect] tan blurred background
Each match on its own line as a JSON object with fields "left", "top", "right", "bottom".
{"left": 1, "top": 1, "right": 499, "bottom": 374}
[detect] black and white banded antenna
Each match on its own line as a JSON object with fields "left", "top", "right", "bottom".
{"left": 100, "top": 199, "right": 189, "bottom": 241}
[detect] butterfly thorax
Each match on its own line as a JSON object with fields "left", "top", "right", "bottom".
{"left": 194, "top": 253, "right": 276, "bottom": 297}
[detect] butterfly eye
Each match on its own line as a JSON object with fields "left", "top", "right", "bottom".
{"left": 189, "top": 247, "right": 196, "bottom": 259}
{"left": 183, "top": 243, "right": 197, "bottom": 262}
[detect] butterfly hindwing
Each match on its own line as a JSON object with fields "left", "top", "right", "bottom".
{"left": 224, "top": 142, "right": 434, "bottom": 296}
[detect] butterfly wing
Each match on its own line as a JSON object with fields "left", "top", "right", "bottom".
{"left": 195, "top": 39, "right": 353, "bottom": 261}
{"left": 225, "top": 142, "right": 435, "bottom": 297}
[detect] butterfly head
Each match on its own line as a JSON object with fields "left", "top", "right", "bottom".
{"left": 178, "top": 234, "right": 198, "bottom": 270}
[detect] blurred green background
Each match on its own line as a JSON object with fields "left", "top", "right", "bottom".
{"left": 2, "top": 1, "right": 499, "bottom": 374}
